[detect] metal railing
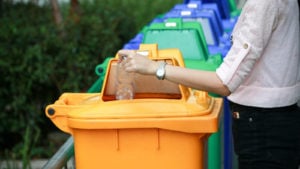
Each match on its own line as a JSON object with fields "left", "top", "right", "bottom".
{"left": 42, "top": 137, "right": 75, "bottom": 169}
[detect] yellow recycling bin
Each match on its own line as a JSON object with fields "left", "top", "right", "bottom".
{"left": 45, "top": 44, "right": 223, "bottom": 169}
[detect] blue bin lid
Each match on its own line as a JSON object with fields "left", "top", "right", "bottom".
{"left": 174, "top": 1, "right": 202, "bottom": 10}
{"left": 201, "top": 3, "right": 225, "bottom": 33}
{"left": 201, "top": 0, "right": 231, "bottom": 20}
{"left": 129, "top": 33, "right": 144, "bottom": 43}
{"left": 163, "top": 9, "right": 223, "bottom": 46}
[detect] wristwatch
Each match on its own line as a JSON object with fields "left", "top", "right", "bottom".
{"left": 156, "top": 61, "right": 167, "bottom": 80}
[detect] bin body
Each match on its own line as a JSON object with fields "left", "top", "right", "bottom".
{"left": 73, "top": 128, "right": 206, "bottom": 169}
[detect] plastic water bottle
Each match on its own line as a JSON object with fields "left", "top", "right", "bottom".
{"left": 115, "top": 55, "right": 135, "bottom": 100}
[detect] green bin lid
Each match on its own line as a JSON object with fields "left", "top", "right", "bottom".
{"left": 143, "top": 18, "right": 209, "bottom": 61}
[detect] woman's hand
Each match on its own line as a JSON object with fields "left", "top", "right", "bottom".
{"left": 117, "top": 50, "right": 159, "bottom": 75}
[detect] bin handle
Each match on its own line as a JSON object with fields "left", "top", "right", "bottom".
{"left": 164, "top": 18, "right": 183, "bottom": 29}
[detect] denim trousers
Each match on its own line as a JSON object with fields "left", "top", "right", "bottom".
{"left": 229, "top": 102, "right": 300, "bottom": 169}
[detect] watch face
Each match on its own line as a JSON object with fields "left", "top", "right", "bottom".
{"left": 156, "top": 62, "right": 166, "bottom": 80}
{"left": 157, "top": 69, "right": 164, "bottom": 77}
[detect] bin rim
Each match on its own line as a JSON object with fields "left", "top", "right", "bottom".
{"left": 45, "top": 93, "right": 223, "bottom": 133}
{"left": 66, "top": 97, "right": 223, "bottom": 133}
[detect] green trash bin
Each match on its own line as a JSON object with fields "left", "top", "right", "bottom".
{"left": 88, "top": 57, "right": 113, "bottom": 93}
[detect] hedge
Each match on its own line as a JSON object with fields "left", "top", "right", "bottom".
{"left": 0, "top": 0, "right": 181, "bottom": 159}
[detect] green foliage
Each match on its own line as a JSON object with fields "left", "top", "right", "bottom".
{"left": 0, "top": 0, "right": 181, "bottom": 160}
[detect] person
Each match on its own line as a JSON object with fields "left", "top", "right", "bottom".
{"left": 117, "top": 0, "right": 300, "bottom": 169}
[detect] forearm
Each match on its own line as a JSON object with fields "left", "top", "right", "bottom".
{"left": 164, "top": 64, "right": 231, "bottom": 96}
{"left": 117, "top": 50, "right": 231, "bottom": 96}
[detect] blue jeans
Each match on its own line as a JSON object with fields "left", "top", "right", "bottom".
{"left": 229, "top": 102, "right": 300, "bottom": 169}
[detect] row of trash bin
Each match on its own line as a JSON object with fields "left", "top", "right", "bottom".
{"left": 46, "top": 0, "right": 242, "bottom": 168}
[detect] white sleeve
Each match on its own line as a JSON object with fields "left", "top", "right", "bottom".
{"left": 216, "top": 0, "right": 279, "bottom": 92}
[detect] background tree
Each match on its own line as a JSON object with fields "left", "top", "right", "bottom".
{"left": 0, "top": 0, "right": 182, "bottom": 167}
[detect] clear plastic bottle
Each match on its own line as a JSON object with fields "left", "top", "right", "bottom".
{"left": 115, "top": 55, "right": 135, "bottom": 100}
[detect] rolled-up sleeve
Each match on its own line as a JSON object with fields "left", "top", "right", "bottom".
{"left": 216, "top": 0, "right": 279, "bottom": 92}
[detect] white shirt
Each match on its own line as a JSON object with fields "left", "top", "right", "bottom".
{"left": 216, "top": 0, "right": 300, "bottom": 108}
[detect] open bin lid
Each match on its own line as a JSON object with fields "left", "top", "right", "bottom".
{"left": 45, "top": 44, "right": 223, "bottom": 134}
